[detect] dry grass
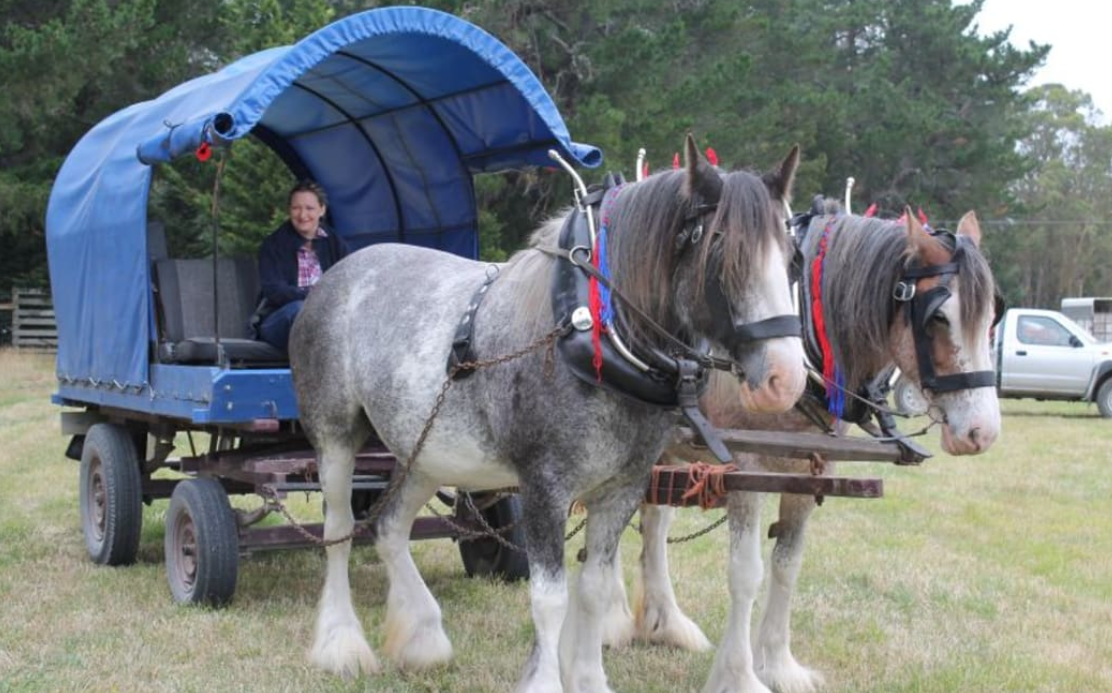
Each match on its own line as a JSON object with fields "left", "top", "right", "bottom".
{"left": 1, "top": 348, "right": 1110, "bottom": 692}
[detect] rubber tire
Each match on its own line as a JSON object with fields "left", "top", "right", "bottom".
{"left": 165, "top": 478, "right": 239, "bottom": 607}
{"left": 458, "top": 493, "right": 530, "bottom": 582}
{"left": 79, "top": 423, "right": 143, "bottom": 566}
{"left": 350, "top": 489, "right": 382, "bottom": 522}
{"left": 1097, "top": 379, "right": 1112, "bottom": 418}
{"left": 893, "top": 376, "right": 929, "bottom": 416}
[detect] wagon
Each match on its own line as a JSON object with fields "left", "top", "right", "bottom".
{"left": 45, "top": 6, "right": 602, "bottom": 606}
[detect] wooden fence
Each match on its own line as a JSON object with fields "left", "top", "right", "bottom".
{"left": 2, "top": 288, "right": 57, "bottom": 350}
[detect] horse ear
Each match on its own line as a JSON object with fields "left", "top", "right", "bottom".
{"left": 955, "top": 210, "right": 982, "bottom": 248}
{"left": 683, "top": 132, "right": 722, "bottom": 202}
{"left": 763, "top": 144, "right": 800, "bottom": 204}
{"left": 906, "top": 205, "right": 950, "bottom": 265}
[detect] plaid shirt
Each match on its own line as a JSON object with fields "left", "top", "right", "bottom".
{"left": 297, "top": 227, "right": 328, "bottom": 289}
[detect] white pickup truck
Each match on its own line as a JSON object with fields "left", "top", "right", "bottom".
{"left": 994, "top": 307, "right": 1112, "bottom": 416}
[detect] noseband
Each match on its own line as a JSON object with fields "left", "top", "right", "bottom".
{"left": 895, "top": 231, "right": 1001, "bottom": 393}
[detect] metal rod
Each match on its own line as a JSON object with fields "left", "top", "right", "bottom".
{"left": 548, "top": 149, "right": 596, "bottom": 249}
{"left": 635, "top": 147, "right": 646, "bottom": 182}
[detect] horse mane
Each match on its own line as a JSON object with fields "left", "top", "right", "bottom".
{"left": 804, "top": 206, "right": 996, "bottom": 390}
{"left": 508, "top": 166, "right": 786, "bottom": 349}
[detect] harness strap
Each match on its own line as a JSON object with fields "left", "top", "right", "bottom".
{"left": 447, "top": 266, "right": 500, "bottom": 379}
{"left": 538, "top": 244, "right": 738, "bottom": 374}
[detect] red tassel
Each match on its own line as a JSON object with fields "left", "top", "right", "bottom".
{"left": 917, "top": 207, "right": 929, "bottom": 224}
{"left": 705, "top": 147, "right": 718, "bottom": 166}
{"left": 673, "top": 152, "right": 680, "bottom": 169}
{"left": 588, "top": 236, "right": 604, "bottom": 382}
{"left": 811, "top": 225, "right": 837, "bottom": 393}
{"left": 864, "top": 202, "right": 878, "bottom": 218}
{"left": 195, "top": 142, "right": 212, "bottom": 162}
{"left": 642, "top": 162, "right": 650, "bottom": 178}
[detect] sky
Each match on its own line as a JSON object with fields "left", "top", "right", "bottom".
{"left": 970, "top": 0, "right": 1111, "bottom": 122}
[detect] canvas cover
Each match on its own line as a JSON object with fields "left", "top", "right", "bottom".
{"left": 46, "top": 6, "right": 600, "bottom": 392}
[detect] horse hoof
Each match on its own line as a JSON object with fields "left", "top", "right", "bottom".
{"left": 383, "top": 619, "right": 453, "bottom": 670}
{"left": 601, "top": 609, "right": 636, "bottom": 650}
{"left": 755, "top": 655, "right": 824, "bottom": 693}
{"left": 310, "top": 624, "right": 380, "bottom": 678}
{"left": 636, "top": 606, "right": 713, "bottom": 652}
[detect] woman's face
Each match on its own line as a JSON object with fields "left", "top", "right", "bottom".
{"left": 289, "top": 190, "right": 326, "bottom": 240}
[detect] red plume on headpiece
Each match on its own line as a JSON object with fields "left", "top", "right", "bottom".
{"left": 864, "top": 202, "right": 878, "bottom": 218}
{"left": 672, "top": 152, "right": 680, "bottom": 169}
{"left": 642, "top": 162, "right": 650, "bottom": 178}
{"left": 705, "top": 147, "right": 718, "bottom": 167}
{"left": 195, "top": 142, "right": 212, "bottom": 162}
{"left": 917, "top": 207, "right": 929, "bottom": 224}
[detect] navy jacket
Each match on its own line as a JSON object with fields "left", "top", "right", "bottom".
{"left": 257, "top": 221, "right": 350, "bottom": 310}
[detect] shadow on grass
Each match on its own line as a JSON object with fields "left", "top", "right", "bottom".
{"left": 1002, "top": 410, "right": 1101, "bottom": 419}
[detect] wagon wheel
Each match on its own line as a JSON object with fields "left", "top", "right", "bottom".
{"left": 165, "top": 478, "right": 239, "bottom": 607}
{"left": 457, "top": 492, "right": 529, "bottom": 581}
{"left": 79, "top": 423, "right": 143, "bottom": 566}
{"left": 893, "top": 375, "right": 929, "bottom": 416}
{"left": 350, "top": 489, "right": 383, "bottom": 521}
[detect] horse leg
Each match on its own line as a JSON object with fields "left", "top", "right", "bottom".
{"left": 753, "top": 493, "right": 824, "bottom": 693}
{"left": 514, "top": 485, "right": 573, "bottom": 693}
{"left": 599, "top": 545, "right": 635, "bottom": 649}
{"left": 701, "top": 491, "right": 771, "bottom": 693}
{"left": 634, "top": 503, "right": 713, "bottom": 651}
{"left": 559, "top": 486, "right": 644, "bottom": 693}
{"left": 378, "top": 472, "right": 453, "bottom": 670}
{"left": 311, "top": 441, "right": 379, "bottom": 678}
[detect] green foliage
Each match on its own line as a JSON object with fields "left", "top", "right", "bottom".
{"left": 3, "top": 0, "right": 1109, "bottom": 313}
{"left": 986, "top": 85, "right": 1112, "bottom": 307}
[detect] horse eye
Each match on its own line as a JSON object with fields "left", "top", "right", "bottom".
{"left": 931, "top": 312, "right": 950, "bottom": 327}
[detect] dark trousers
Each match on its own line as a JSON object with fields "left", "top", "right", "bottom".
{"left": 258, "top": 300, "right": 303, "bottom": 353}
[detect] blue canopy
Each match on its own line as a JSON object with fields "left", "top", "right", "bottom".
{"left": 46, "top": 6, "right": 601, "bottom": 392}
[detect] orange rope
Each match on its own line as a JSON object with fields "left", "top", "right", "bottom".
{"left": 650, "top": 462, "right": 738, "bottom": 509}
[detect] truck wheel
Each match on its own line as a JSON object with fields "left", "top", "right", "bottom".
{"left": 165, "top": 478, "right": 239, "bottom": 606}
{"left": 893, "top": 376, "right": 929, "bottom": 416}
{"left": 79, "top": 423, "right": 143, "bottom": 566}
{"left": 1097, "top": 379, "right": 1112, "bottom": 418}
{"left": 457, "top": 493, "right": 529, "bottom": 581}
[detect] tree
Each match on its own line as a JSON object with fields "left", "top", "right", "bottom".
{"left": 0, "top": 0, "right": 225, "bottom": 286}
{"left": 988, "top": 84, "right": 1112, "bottom": 307}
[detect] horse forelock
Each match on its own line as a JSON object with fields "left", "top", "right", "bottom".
{"left": 954, "top": 242, "right": 995, "bottom": 338}
{"left": 697, "top": 170, "right": 785, "bottom": 306}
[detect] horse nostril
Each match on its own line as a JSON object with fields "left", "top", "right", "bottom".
{"left": 968, "top": 427, "right": 981, "bottom": 447}
{"left": 767, "top": 374, "right": 780, "bottom": 393}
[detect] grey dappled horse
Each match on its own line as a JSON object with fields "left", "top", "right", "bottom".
{"left": 289, "top": 136, "right": 807, "bottom": 693}
{"left": 604, "top": 204, "right": 1002, "bottom": 693}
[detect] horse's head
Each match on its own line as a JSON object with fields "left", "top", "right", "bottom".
{"left": 890, "top": 210, "right": 1002, "bottom": 455}
{"left": 666, "top": 135, "right": 806, "bottom": 412}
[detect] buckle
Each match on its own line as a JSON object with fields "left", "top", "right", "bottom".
{"left": 893, "top": 281, "right": 916, "bottom": 302}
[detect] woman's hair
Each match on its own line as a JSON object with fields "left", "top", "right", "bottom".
{"left": 288, "top": 180, "right": 328, "bottom": 207}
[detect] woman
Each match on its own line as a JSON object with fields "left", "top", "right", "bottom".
{"left": 254, "top": 180, "right": 350, "bottom": 352}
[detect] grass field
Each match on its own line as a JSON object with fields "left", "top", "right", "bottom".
{"left": 1, "top": 348, "right": 1110, "bottom": 693}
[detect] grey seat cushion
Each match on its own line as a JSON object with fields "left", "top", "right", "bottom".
{"left": 154, "top": 257, "right": 288, "bottom": 367}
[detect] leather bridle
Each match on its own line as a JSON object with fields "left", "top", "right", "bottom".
{"left": 895, "top": 231, "right": 1002, "bottom": 394}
